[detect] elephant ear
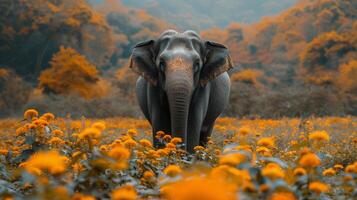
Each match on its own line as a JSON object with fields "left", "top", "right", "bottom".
{"left": 200, "top": 41, "right": 234, "bottom": 86}
{"left": 129, "top": 40, "right": 158, "bottom": 85}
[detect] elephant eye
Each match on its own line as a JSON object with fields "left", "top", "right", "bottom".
{"left": 193, "top": 60, "right": 200, "bottom": 73}
{"left": 159, "top": 59, "right": 166, "bottom": 72}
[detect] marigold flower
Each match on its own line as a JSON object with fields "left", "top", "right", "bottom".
{"left": 41, "top": 113, "right": 55, "bottom": 122}
{"left": 111, "top": 185, "right": 137, "bottom": 200}
{"left": 143, "top": 170, "right": 155, "bottom": 179}
{"left": 210, "top": 165, "right": 250, "bottom": 186}
{"left": 268, "top": 192, "right": 297, "bottom": 200}
{"left": 91, "top": 122, "right": 106, "bottom": 131}
{"left": 139, "top": 139, "right": 152, "bottom": 148}
{"left": 48, "top": 137, "right": 65, "bottom": 145}
{"left": 262, "top": 163, "right": 285, "bottom": 180}
{"left": 193, "top": 145, "right": 205, "bottom": 151}
{"left": 333, "top": 164, "right": 344, "bottom": 170}
{"left": 293, "top": 167, "right": 307, "bottom": 176}
{"left": 299, "top": 153, "right": 321, "bottom": 168}
{"left": 157, "top": 148, "right": 170, "bottom": 156}
{"left": 166, "top": 142, "right": 176, "bottom": 149}
{"left": 72, "top": 193, "right": 96, "bottom": 200}
{"left": 163, "top": 165, "right": 182, "bottom": 177}
{"left": 78, "top": 128, "right": 101, "bottom": 140}
{"left": 308, "top": 130, "right": 329, "bottom": 142}
{"left": 233, "top": 145, "right": 252, "bottom": 152}
{"left": 257, "top": 137, "right": 275, "bottom": 148}
{"left": 170, "top": 137, "right": 182, "bottom": 144}
{"left": 124, "top": 138, "right": 137, "bottom": 148}
{"left": 155, "top": 131, "right": 165, "bottom": 138}
{"left": 163, "top": 135, "right": 172, "bottom": 141}
{"left": 323, "top": 168, "right": 336, "bottom": 176}
{"left": 127, "top": 129, "right": 138, "bottom": 137}
{"left": 99, "top": 145, "right": 108, "bottom": 152}
{"left": 16, "top": 127, "right": 27, "bottom": 136}
{"left": 256, "top": 146, "right": 270, "bottom": 154}
{"left": 308, "top": 181, "right": 329, "bottom": 194}
{"left": 108, "top": 146, "right": 131, "bottom": 160}
{"left": 219, "top": 153, "right": 246, "bottom": 166}
{"left": 161, "top": 176, "right": 236, "bottom": 200}
{"left": 0, "top": 149, "right": 8, "bottom": 156}
{"left": 238, "top": 126, "right": 250, "bottom": 136}
{"left": 22, "top": 151, "right": 68, "bottom": 175}
{"left": 24, "top": 109, "right": 39, "bottom": 120}
{"left": 345, "top": 162, "right": 357, "bottom": 173}
{"left": 52, "top": 129, "right": 64, "bottom": 137}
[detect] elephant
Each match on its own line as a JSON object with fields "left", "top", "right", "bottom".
{"left": 129, "top": 30, "right": 234, "bottom": 152}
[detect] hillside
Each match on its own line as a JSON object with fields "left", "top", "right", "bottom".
{"left": 120, "top": 0, "right": 298, "bottom": 30}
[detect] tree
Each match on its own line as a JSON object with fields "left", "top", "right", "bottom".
{"left": 39, "top": 47, "right": 109, "bottom": 99}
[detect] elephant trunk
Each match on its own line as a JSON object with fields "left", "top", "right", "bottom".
{"left": 166, "top": 70, "right": 193, "bottom": 149}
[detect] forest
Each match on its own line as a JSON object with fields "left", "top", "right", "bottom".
{"left": 0, "top": 0, "right": 356, "bottom": 118}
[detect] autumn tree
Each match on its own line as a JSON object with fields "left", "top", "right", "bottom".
{"left": 39, "top": 47, "right": 109, "bottom": 99}
{"left": 0, "top": 0, "right": 114, "bottom": 81}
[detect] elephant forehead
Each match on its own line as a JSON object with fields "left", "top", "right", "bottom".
{"left": 166, "top": 57, "right": 192, "bottom": 72}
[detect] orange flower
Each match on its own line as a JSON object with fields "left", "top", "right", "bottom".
{"left": 111, "top": 185, "right": 137, "bottom": 200}
{"left": 299, "top": 153, "right": 321, "bottom": 168}
{"left": 257, "top": 137, "right": 275, "bottom": 148}
{"left": 21, "top": 151, "right": 68, "bottom": 175}
{"left": 309, "top": 182, "right": 329, "bottom": 194}
{"left": 143, "top": 170, "right": 155, "bottom": 179}
{"left": 161, "top": 176, "right": 236, "bottom": 200}
{"left": 238, "top": 127, "right": 250, "bottom": 136}
{"left": 139, "top": 139, "right": 152, "bottom": 148}
{"left": 268, "top": 192, "right": 297, "bottom": 200}
{"left": 78, "top": 128, "right": 101, "bottom": 140}
{"left": 219, "top": 153, "right": 246, "bottom": 166}
{"left": 170, "top": 137, "right": 182, "bottom": 144}
{"left": 323, "top": 168, "right": 336, "bottom": 176}
{"left": 91, "top": 122, "right": 106, "bottom": 131}
{"left": 124, "top": 138, "right": 138, "bottom": 148}
{"left": 193, "top": 145, "right": 205, "bottom": 151}
{"left": 52, "top": 129, "right": 64, "bottom": 137}
{"left": 127, "top": 129, "right": 138, "bottom": 137}
{"left": 163, "top": 165, "right": 182, "bottom": 177}
{"left": 261, "top": 163, "right": 285, "bottom": 180}
{"left": 41, "top": 113, "right": 55, "bottom": 122}
{"left": 309, "top": 130, "right": 330, "bottom": 142}
{"left": 293, "top": 167, "right": 307, "bottom": 176}
{"left": 24, "top": 109, "right": 39, "bottom": 120}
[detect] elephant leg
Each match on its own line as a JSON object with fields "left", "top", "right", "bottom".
{"left": 199, "top": 120, "right": 215, "bottom": 146}
{"left": 147, "top": 84, "right": 171, "bottom": 148}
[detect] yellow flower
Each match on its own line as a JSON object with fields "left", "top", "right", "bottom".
{"left": 309, "top": 181, "right": 329, "bottom": 194}
{"left": 72, "top": 193, "right": 96, "bottom": 200}
{"left": 219, "top": 153, "right": 246, "bottom": 166}
{"left": 257, "top": 137, "right": 275, "bottom": 148}
{"left": 193, "top": 145, "right": 205, "bottom": 151}
{"left": 293, "top": 167, "right": 307, "bottom": 176}
{"left": 308, "top": 130, "right": 330, "bottom": 142}
{"left": 333, "top": 164, "right": 344, "bottom": 170}
{"left": 323, "top": 168, "right": 336, "bottom": 176}
{"left": 163, "top": 165, "right": 182, "bottom": 177}
{"left": 52, "top": 129, "right": 64, "bottom": 137}
{"left": 41, "top": 113, "right": 55, "bottom": 122}
{"left": 166, "top": 142, "right": 176, "bottom": 149}
{"left": 161, "top": 176, "right": 236, "bottom": 200}
{"left": 108, "top": 146, "right": 131, "bottom": 161}
{"left": 111, "top": 185, "right": 137, "bottom": 200}
{"left": 210, "top": 165, "right": 251, "bottom": 187}
{"left": 22, "top": 151, "right": 68, "bottom": 175}
{"left": 268, "top": 192, "right": 297, "bottom": 200}
{"left": 124, "top": 138, "right": 138, "bottom": 148}
{"left": 0, "top": 149, "right": 8, "bottom": 156}
{"left": 143, "top": 170, "right": 155, "bottom": 179}
{"left": 238, "top": 126, "right": 250, "bottom": 136}
{"left": 170, "top": 137, "right": 182, "bottom": 144}
{"left": 24, "top": 109, "right": 39, "bottom": 120}
{"left": 91, "top": 122, "right": 106, "bottom": 131}
{"left": 155, "top": 131, "right": 165, "bottom": 139}
{"left": 127, "top": 129, "right": 138, "bottom": 137}
{"left": 261, "top": 163, "right": 285, "bottom": 180}
{"left": 256, "top": 146, "right": 270, "bottom": 154}
{"left": 345, "top": 162, "right": 357, "bottom": 173}
{"left": 139, "top": 139, "right": 152, "bottom": 148}
{"left": 299, "top": 153, "right": 321, "bottom": 168}
{"left": 48, "top": 137, "right": 65, "bottom": 145}
{"left": 78, "top": 128, "right": 101, "bottom": 140}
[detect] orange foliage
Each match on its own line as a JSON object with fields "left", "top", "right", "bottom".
{"left": 39, "top": 47, "right": 110, "bottom": 99}
{"left": 231, "top": 69, "right": 263, "bottom": 86}
{"left": 337, "top": 60, "right": 357, "bottom": 93}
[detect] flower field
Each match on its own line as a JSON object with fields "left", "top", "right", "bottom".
{"left": 0, "top": 109, "right": 356, "bottom": 199}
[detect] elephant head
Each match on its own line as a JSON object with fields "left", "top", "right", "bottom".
{"left": 130, "top": 30, "right": 233, "bottom": 147}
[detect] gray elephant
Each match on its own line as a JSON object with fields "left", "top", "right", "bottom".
{"left": 130, "top": 30, "right": 233, "bottom": 152}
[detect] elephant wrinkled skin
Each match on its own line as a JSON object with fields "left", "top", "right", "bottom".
{"left": 130, "top": 30, "right": 234, "bottom": 152}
